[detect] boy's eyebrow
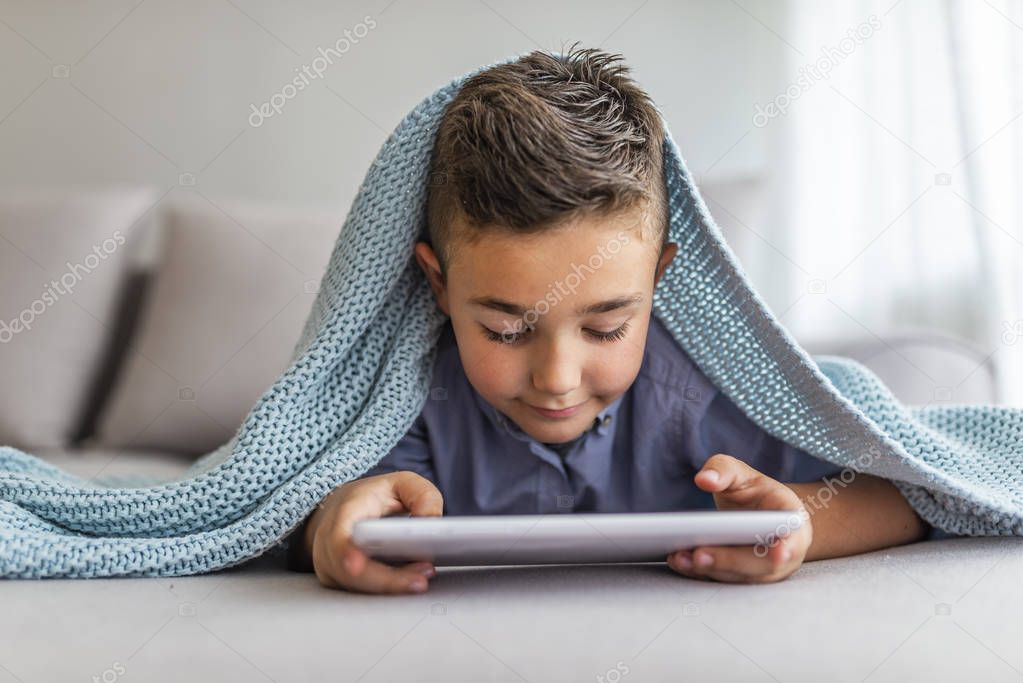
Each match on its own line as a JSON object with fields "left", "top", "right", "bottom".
{"left": 470, "top": 293, "right": 645, "bottom": 316}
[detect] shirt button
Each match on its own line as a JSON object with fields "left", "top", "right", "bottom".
{"left": 602, "top": 415, "right": 612, "bottom": 426}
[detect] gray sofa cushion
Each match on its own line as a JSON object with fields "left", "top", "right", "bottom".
{"left": 0, "top": 186, "right": 160, "bottom": 449}
{"left": 88, "top": 194, "right": 340, "bottom": 455}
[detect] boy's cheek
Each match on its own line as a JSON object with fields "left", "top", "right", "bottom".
{"left": 463, "top": 350, "right": 521, "bottom": 400}
{"left": 454, "top": 335, "right": 522, "bottom": 395}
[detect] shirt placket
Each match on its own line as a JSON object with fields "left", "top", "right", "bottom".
{"left": 528, "top": 442, "right": 575, "bottom": 513}
{"left": 490, "top": 412, "right": 573, "bottom": 513}
{"left": 481, "top": 396, "right": 621, "bottom": 514}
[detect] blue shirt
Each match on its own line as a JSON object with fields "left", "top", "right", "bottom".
{"left": 361, "top": 315, "right": 858, "bottom": 515}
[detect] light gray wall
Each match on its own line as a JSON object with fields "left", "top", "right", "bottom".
{"left": 0, "top": 0, "right": 787, "bottom": 213}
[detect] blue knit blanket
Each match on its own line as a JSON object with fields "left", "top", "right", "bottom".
{"left": 2, "top": 56, "right": 1021, "bottom": 578}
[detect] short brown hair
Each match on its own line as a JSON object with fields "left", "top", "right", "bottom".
{"left": 425, "top": 43, "right": 667, "bottom": 275}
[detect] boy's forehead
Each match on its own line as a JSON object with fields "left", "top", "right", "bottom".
{"left": 450, "top": 205, "right": 655, "bottom": 269}
{"left": 448, "top": 210, "right": 658, "bottom": 301}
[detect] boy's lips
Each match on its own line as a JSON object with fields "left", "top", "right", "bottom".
{"left": 525, "top": 399, "right": 587, "bottom": 419}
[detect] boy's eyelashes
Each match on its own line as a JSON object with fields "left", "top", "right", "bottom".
{"left": 478, "top": 321, "right": 632, "bottom": 345}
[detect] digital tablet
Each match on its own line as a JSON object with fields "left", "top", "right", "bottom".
{"left": 351, "top": 510, "right": 803, "bottom": 566}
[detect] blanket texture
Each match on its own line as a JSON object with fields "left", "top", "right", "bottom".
{"left": 2, "top": 55, "right": 1022, "bottom": 578}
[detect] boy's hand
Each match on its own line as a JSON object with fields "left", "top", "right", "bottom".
{"left": 306, "top": 471, "right": 443, "bottom": 594}
{"left": 667, "top": 453, "right": 812, "bottom": 583}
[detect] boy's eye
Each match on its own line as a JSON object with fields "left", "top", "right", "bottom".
{"left": 479, "top": 321, "right": 631, "bottom": 345}
{"left": 587, "top": 321, "right": 631, "bottom": 343}
{"left": 480, "top": 323, "right": 531, "bottom": 345}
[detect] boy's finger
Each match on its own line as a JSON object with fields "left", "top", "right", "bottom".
{"left": 391, "top": 472, "right": 444, "bottom": 517}
{"left": 344, "top": 561, "right": 432, "bottom": 594}
{"left": 337, "top": 545, "right": 434, "bottom": 594}
{"left": 694, "top": 454, "right": 764, "bottom": 497}
{"left": 342, "top": 544, "right": 435, "bottom": 579}
{"left": 686, "top": 540, "right": 792, "bottom": 578}
{"left": 340, "top": 544, "right": 369, "bottom": 576}
{"left": 667, "top": 553, "right": 746, "bottom": 583}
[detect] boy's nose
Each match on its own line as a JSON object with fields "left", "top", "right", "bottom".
{"left": 530, "top": 340, "right": 581, "bottom": 397}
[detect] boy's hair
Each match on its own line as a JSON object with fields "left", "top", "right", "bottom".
{"left": 425, "top": 43, "right": 668, "bottom": 275}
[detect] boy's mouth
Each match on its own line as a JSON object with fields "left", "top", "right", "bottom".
{"left": 524, "top": 399, "right": 587, "bottom": 419}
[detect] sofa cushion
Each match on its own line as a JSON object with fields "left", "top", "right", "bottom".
{"left": 90, "top": 194, "right": 340, "bottom": 456}
{"left": 0, "top": 186, "right": 160, "bottom": 449}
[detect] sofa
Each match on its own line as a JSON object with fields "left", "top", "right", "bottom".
{"left": 1, "top": 186, "right": 1019, "bottom": 682}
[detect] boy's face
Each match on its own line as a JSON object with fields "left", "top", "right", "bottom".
{"left": 415, "top": 207, "right": 678, "bottom": 445}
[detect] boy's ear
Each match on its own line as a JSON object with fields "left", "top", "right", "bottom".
{"left": 653, "top": 242, "right": 679, "bottom": 286}
{"left": 414, "top": 242, "right": 451, "bottom": 316}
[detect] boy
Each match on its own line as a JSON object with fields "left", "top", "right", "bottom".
{"left": 287, "top": 46, "right": 930, "bottom": 592}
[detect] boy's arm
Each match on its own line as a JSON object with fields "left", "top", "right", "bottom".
{"left": 785, "top": 472, "right": 930, "bottom": 561}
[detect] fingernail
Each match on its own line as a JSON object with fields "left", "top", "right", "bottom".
{"left": 676, "top": 552, "right": 692, "bottom": 569}
{"left": 417, "top": 565, "right": 436, "bottom": 577}
{"left": 782, "top": 548, "right": 792, "bottom": 562}
{"left": 696, "top": 552, "right": 713, "bottom": 567}
{"left": 409, "top": 577, "right": 427, "bottom": 592}
{"left": 702, "top": 470, "right": 719, "bottom": 483}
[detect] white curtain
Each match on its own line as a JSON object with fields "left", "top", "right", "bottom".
{"left": 762, "top": 0, "right": 1023, "bottom": 406}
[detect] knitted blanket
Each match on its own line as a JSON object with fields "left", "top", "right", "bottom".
{"left": 2, "top": 56, "right": 1021, "bottom": 578}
